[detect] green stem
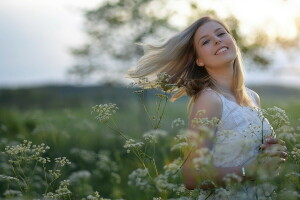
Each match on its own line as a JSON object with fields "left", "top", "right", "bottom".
{"left": 10, "top": 164, "right": 24, "bottom": 193}
{"left": 17, "top": 162, "right": 29, "bottom": 190}
{"left": 155, "top": 95, "right": 168, "bottom": 129}
{"left": 30, "top": 161, "right": 38, "bottom": 180}
{"left": 106, "top": 122, "right": 154, "bottom": 178}
{"left": 43, "top": 164, "right": 49, "bottom": 193}
{"left": 261, "top": 118, "right": 264, "bottom": 145}
{"left": 138, "top": 94, "right": 155, "bottom": 128}
{"left": 107, "top": 122, "right": 128, "bottom": 141}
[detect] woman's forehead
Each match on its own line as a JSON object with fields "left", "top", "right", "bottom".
{"left": 194, "top": 21, "right": 225, "bottom": 40}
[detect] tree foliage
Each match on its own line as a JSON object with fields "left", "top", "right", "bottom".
{"left": 69, "top": 0, "right": 299, "bottom": 83}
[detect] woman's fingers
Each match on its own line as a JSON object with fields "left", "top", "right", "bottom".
{"left": 260, "top": 143, "right": 287, "bottom": 152}
{"left": 263, "top": 150, "right": 288, "bottom": 158}
{"left": 265, "top": 137, "right": 278, "bottom": 144}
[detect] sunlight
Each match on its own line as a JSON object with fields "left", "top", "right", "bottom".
{"left": 197, "top": 0, "right": 300, "bottom": 40}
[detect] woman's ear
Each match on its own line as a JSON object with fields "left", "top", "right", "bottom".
{"left": 196, "top": 58, "right": 204, "bottom": 67}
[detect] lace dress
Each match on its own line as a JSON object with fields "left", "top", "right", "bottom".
{"left": 197, "top": 88, "right": 275, "bottom": 200}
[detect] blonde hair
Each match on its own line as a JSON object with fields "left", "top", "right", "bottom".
{"left": 128, "top": 16, "right": 254, "bottom": 112}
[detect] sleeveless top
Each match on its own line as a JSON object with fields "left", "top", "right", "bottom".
{"left": 206, "top": 87, "right": 274, "bottom": 167}
{"left": 197, "top": 88, "right": 275, "bottom": 200}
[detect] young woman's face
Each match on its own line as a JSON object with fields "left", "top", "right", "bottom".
{"left": 193, "top": 21, "right": 237, "bottom": 69}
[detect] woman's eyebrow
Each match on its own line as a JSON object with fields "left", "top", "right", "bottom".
{"left": 198, "top": 28, "right": 223, "bottom": 43}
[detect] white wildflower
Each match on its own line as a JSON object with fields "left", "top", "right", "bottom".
{"left": 124, "top": 139, "right": 144, "bottom": 151}
{"left": 0, "top": 175, "right": 19, "bottom": 182}
{"left": 171, "top": 118, "right": 185, "bottom": 129}
{"left": 44, "top": 180, "right": 71, "bottom": 199}
{"left": 3, "top": 190, "right": 22, "bottom": 197}
{"left": 171, "top": 142, "right": 189, "bottom": 151}
{"left": 192, "top": 147, "right": 213, "bottom": 168}
{"left": 277, "top": 125, "right": 297, "bottom": 143}
{"left": 68, "top": 170, "right": 91, "bottom": 184}
{"left": 222, "top": 173, "right": 242, "bottom": 186}
{"left": 143, "top": 129, "right": 167, "bottom": 144}
{"left": 55, "top": 157, "right": 71, "bottom": 167}
{"left": 262, "top": 106, "right": 290, "bottom": 129}
{"left": 291, "top": 145, "right": 300, "bottom": 164}
{"left": 171, "top": 130, "right": 199, "bottom": 151}
{"left": 91, "top": 103, "right": 118, "bottom": 123}
{"left": 96, "top": 151, "right": 118, "bottom": 172}
{"left": 128, "top": 168, "right": 151, "bottom": 190}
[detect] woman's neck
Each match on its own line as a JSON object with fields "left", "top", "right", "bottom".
{"left": 207, "top": 64, "right": 234, "bottom": 91}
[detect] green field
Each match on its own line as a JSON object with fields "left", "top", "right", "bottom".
{"left": 0, "top": 85, "right": 299, "bottom": 199}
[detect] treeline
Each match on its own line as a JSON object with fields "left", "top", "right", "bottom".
{"left": 0, "top": 84, "right": 299, "bottom": 110}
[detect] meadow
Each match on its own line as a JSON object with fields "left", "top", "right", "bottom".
{"left": 0, "top": 85, "right": 299, "bottom": 199}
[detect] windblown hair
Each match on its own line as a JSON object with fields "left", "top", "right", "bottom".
{"left": 128, "top": 16, "right": 254, "bottom": 111}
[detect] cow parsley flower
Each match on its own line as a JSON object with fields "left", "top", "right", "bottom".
{"left": 124, "top": 139, "right": 144, "bottom": 153}
{"left": 171, "top": 118, "right": 185, "bottom": 129}
{"left": 143, "top": 129, "right": 167, "bottom": 144}
{"left": 128, "top": 168, "right": 151, "bottom": 190}
{"left": 91, "top": 103, "right": 118, "bottom": 123}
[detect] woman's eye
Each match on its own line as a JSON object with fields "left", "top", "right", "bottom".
{"left": 218, "top": 32, "right": 226, "bottom": 36}
{"left": 202, "top": 40, "right": 209, "bottom": 45}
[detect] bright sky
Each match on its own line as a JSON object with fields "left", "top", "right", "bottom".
{"left": 0, "top": 0, "right": 300, "bottom": 88}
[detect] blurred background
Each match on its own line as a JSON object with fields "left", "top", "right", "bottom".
{"left": 0, "top": 0, "right": 300, "bottom": 199}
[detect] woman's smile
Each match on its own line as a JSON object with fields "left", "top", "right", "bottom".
{"left": 215, "top": 47, "right": 229, "bottom": 55}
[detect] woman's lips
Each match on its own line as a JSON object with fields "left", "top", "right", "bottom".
{"left": 215, "top": 47, "right": 229, "bottom": 55}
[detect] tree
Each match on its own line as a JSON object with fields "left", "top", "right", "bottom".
{"left": 68, "top": 0, "right": 300, "bottom": 83}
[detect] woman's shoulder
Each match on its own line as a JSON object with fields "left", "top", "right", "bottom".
{"left": 191, "top": 88, "right": 222, "bottom": 119}
{"left": 246, "top": 87, "right": 261, "bottom": 107}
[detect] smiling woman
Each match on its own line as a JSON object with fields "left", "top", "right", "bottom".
{"left": 128, "top": 16, "right": 288, "bottom": 199}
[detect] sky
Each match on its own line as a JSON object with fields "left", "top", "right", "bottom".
{"left": 0, "top": 0, "right": 300, "bottom": 88}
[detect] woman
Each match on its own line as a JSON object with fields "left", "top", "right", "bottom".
{"left": 128, "top": 16, "right": 287, "bottom": 198}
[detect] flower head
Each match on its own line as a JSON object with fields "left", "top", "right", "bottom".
{"left": 91, "top": 103, "right": 118, "bottom": 123}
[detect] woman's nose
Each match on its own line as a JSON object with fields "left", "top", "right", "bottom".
{"left": 213, "top": 36, "right": 222, "bottom": 44}
{"left": 215, "top": 39, "right": 221, "bottom": 44}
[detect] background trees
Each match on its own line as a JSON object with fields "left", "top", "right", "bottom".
{"left": 68, "top": 0, "right": 300, "bottom": 83}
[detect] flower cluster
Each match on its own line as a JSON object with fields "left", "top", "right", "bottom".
{"left": 222, "top": 173, "right": 242, "bottom": 186}
{"left": 191, "top": 110, "right": 220, "bottom": 129}
{"left": 68, "top": 170, "right": 91, "bottom": 184}
{"left": 171, "top": 130, "right": 198, "bottom": 152}
{"left": 128, "top": 168, "right": 151, "bottom": 190}
{"left": 3, "top": 190, "right": 22, "bottom": 198}
{"left": 291, "top": 144, "right": 300, "bottom": 164}
{"left": 49, "top": 169, "right": 61, "bottom": 180}
{"left": 83, "top": 191, "right": 111, "bottom": 200}
{"left": 91, "top": 103, "right": 118, "bottom": 123}
{"left": 156, "top": 72, "right": 173, "bottom": 91}
{"left": 123, "top": 139, "right": 144, "bottom": 153}
{"left": 43, "top": 180, "right": 71, "bottom": 199}
{"left": 276, "top": 125, "right": 298, "bottom": 143}
{"left": 171, "top": 118, "right": 185, "bottom": 129}
{"left": 154, "top": 158, "right": 185, "bottom": 195}
{"left": 0, "top": 175, "right": 19, "bottom": 182}
{"left": 262, "top": 106, "right": 290, "bottom": 129}
{"left": 5, "top": 140, "right": 51, "bottom": 164}
{"left": 143, "top": 129, "right": 167, "bottom": 144}
{"left": 55, "top": 157, "right": 71, "bottom": 167}
{"left": 192, "top": 147, "right": 213, "bottom": 169}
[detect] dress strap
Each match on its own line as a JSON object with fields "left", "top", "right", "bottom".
{"left": 246, "top": 88, "right": 259, "bottom": 107}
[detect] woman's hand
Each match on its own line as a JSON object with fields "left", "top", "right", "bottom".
{"left": 260, "top": 136, "right": 288, "bottom": 163}
{"left": 258, "top": 137, "right": 288, "bottom": 175}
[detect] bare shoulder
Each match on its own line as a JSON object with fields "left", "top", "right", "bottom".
{"left": 247, "top": 88, "right": 261, "bottom": 107}
{"left": 190, "top": 89, "right": 222, "bottom": 120}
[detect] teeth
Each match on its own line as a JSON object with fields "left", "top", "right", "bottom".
{"left": 216, "top": 47, "right": 228, "bottom": 55}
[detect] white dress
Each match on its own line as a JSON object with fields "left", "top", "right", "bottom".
{"left": 197, "top": 88, "right": 275, "bottom": 200}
